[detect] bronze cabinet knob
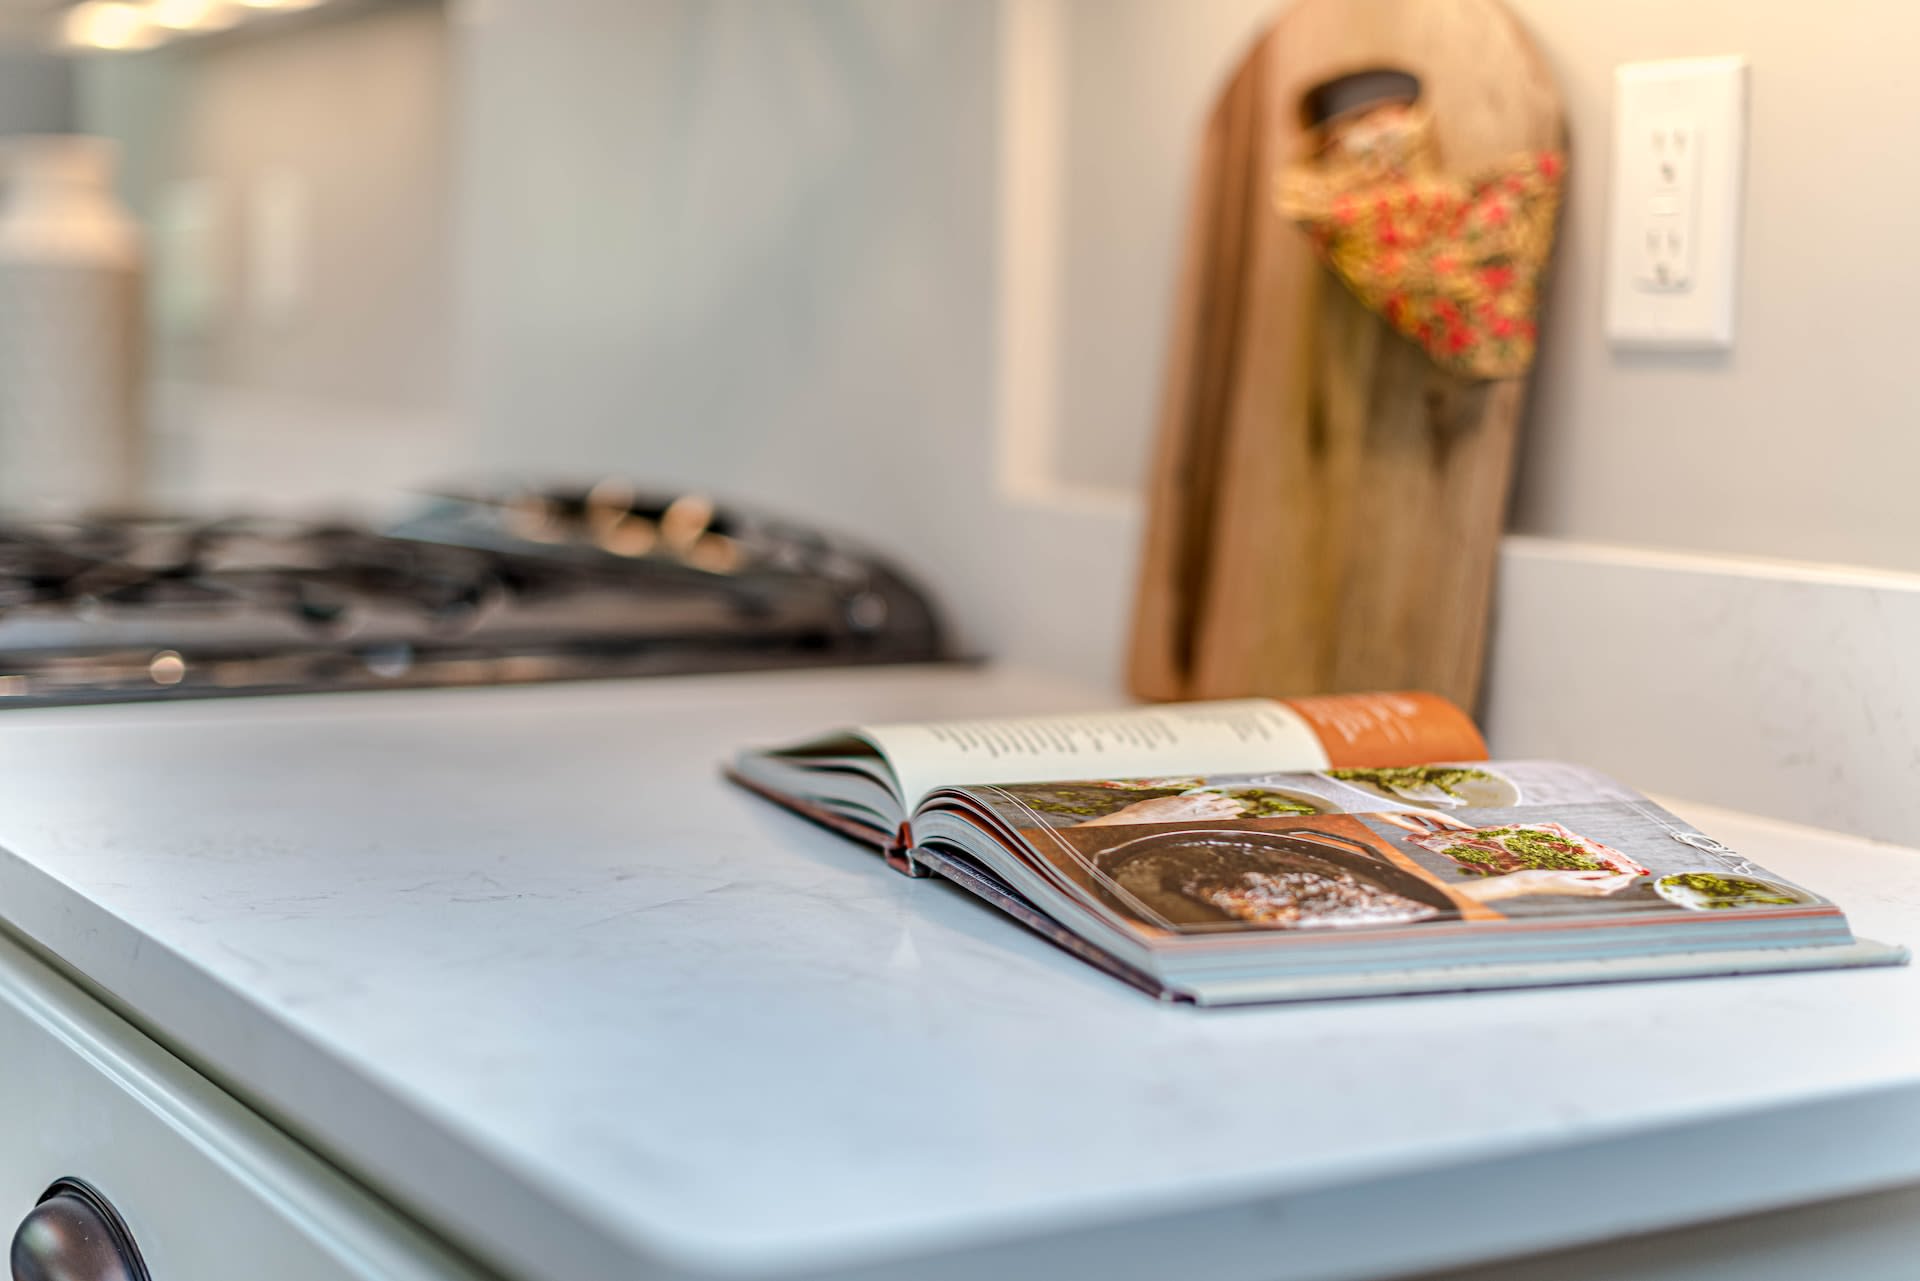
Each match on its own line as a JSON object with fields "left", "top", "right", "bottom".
{"left": 10, "top": 1180, "right": 149, "bottom": 1281}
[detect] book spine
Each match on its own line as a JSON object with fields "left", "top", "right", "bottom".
{"left": 884, "top": 823, "right": 932, "bottom": 877}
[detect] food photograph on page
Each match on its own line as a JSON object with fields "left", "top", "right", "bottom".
{"left": 1030, "top": 815, "right": 1464, "bottom": 935}
{"left": 982, "top": 762, "right": 1832, "bottom": 933}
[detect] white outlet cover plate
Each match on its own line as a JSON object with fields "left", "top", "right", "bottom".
{"left": 1604, "top": 56, "right": 1748, "bottom": 350}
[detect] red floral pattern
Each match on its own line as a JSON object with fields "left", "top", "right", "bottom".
{"left": 1277, "top": 108, "right": 1564, "bottom": 380}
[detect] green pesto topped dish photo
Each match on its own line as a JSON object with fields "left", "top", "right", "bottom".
{"left": 1654, "top": 871, "right": 1812, "bottom": 911}
{"left": 1325, "top": 764, "right": 1517, "bottom": 808}
{"left": 1403, "top": 821, "right": 1649, "bottom": 881}
{"left": 1440, "top": 827, "right": 1609, "bottom": 874}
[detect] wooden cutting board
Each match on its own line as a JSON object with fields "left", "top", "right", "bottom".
{"left": 1127, "top": 0, "right": 1564, "bottom": 711}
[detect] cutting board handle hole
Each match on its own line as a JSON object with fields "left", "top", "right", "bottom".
{"left": 1301, "top": 68, "right": 1422, "bottom": 128}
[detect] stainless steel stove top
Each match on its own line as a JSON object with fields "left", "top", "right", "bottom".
{"left": 0, "top": 486, "right": 949, "bottom": 704}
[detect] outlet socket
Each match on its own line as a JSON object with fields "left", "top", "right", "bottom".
{"left": 1604, "top": 57, "right": 1748, "bottom": 350}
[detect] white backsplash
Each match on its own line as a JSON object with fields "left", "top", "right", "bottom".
{"left": 1485, "top": 536, "right": 1920, "bottom": 848}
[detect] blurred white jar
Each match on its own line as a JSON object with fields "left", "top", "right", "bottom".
{"left": 0, "top": 135, "right": 145, "bottom": 512}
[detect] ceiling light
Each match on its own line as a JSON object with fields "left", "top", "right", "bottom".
{"left": 145, "top": 0, "right": 239, "bottom": 31}
{"left": 63, "top": 1, "right": 159, "bottom": 51}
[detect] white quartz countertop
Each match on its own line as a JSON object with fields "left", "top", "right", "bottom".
{"left": 0, "top": 666, "right": 1916, "bottom": 1281}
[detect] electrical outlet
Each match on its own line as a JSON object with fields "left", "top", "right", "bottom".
{"left": 1605, "top": 57, "right": 1747, "bottom": 349}
{"left": 1637, "top": 117, "right": 1699, "bottom": 291}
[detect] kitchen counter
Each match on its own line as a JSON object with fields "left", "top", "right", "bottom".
{"left": 0, "top": 666, "right": 1916, "bottom": 1281}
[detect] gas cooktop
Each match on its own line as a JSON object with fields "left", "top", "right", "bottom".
{"left": 0, "top": 486, "right": 949, "bottom": 705}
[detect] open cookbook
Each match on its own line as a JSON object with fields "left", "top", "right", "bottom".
{"left": 729, "top": 692, "right": 1906, "bottom": 1004}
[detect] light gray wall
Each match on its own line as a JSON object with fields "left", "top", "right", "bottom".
{"left": 457, "top": 0, "right": 997, "bottom": 491}
{"left": 1052, "top": 0, "right": 1271, "bottom": 493}
{"left": 78, "top": 0, "right": 451, "bottom": 412}
{"left": 0, "top": 52, "right": 74, "bottom": 136}
{"left": 1503, "top": 0, "right": 1920, "bottom": 572}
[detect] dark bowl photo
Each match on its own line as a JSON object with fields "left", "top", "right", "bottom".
{"left": 1090, "top": 827, "right": 1461, "bottom": 931}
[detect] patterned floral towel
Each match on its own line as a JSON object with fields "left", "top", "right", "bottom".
{"left": 1275, "top": 104, "right": 1564, "bottom": 380}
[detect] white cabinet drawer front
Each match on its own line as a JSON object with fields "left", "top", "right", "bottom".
{"left": 0, "top": 932, "right": 486, "bottom": 1281}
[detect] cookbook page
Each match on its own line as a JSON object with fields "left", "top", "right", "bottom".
{"left": 866, "top": 691, "right": 1484, "bottom": 809}
{"left": 961, "top": 760, "right": 1850, "bottom": 944}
